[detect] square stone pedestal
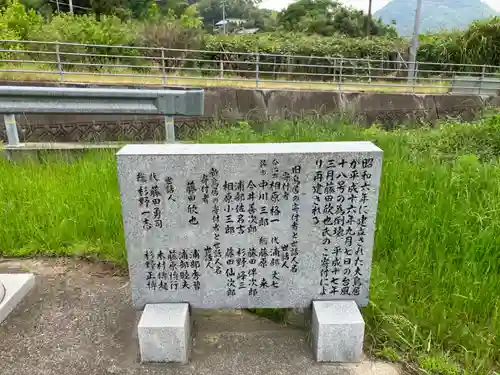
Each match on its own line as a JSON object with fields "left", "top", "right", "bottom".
{"left": 311, "top": 300, "right": 365, "bottom": 362}
{"left": 138, "top": 303, "right": 190, "bottom": 363}
{"left": 0, "top": 273, "right": 35, "bottom": 324}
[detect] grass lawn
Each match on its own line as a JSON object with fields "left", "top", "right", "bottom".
{"left": 1, "top": 117, "right": 499, "bottom": 374}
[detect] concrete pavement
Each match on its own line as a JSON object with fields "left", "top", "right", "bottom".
{"left": 0, "top": 258, "right": 402, "bottom": 375}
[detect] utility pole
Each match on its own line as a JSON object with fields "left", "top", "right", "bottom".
{"left": 366, "top": 0, "right": 373, "bottom": 38}
{"left": 222, "top": 0, "right": 226, "bottom": 35}
{"left": 408, "top": 0, "right": 423, "bottom": 83}
{"left": 69, "top": 0, "right": 74, "bottom": 13}
{"left": 56, "top": 0, "right": 60, "bottom": 12}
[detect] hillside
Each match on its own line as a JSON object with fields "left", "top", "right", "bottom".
{"left": 374, "top": 0, "right": 498, "bottom": 35}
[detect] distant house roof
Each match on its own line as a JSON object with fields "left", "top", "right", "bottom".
{"left": 215, "top": 18, "right": 246, "bottom": 26}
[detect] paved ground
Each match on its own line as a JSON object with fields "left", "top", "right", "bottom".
{"left": 0, "top": 258, "right": 402, "bottom": 375}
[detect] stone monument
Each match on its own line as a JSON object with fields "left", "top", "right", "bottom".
{"left": 0, "top": 281, "right": 5, "bottom": 304}
{"left": 0, "top": 274, "right": 35, "bottom": 324}
{"left": 116, "top": 141, "right": 383, "bottom": 363}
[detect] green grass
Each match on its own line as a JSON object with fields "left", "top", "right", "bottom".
{"left": 0, "top": 150, "right": 125, "bottom": 262}
{"left": 1, "top": 117, "right": 500, "bottom": 374}
{"left": 0, "top": 62, "right": 450, "bottom": 93}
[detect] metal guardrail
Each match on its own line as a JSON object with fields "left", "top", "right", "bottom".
{"left": 450, "top": 76, "right": 500, "bottom": 96}
{"left": 0, "top": 40, "right": 500, "bottom": 93}
{"left": 2, "top": 85, "right": 204, "bottom": 146}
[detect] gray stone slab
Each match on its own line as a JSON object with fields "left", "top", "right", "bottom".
{"left": 138, "top": 303, "right": 190, "bottom": 363}
{"left": 0, "top": 273, "right": 35, "bottom": 324}
{"left": 312, "top": 300, "right": 364, "bottom": 362}
{"left": 117, "top": 142, "right": 383, "bottom": 309}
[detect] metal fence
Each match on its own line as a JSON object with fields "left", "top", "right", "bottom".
{"left": 0, "top": 39, "right": 500, "bottom": 94}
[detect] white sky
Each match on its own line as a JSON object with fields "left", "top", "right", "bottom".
{"left": 259, "top": 0, "right": 500, "bottom": 12}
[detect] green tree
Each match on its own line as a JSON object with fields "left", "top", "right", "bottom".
{"left": 87, "top": 0, "right": 189, "bottom": 19}
{"left": 89, "top": 0, "right": 130, "bottom": 17}
{"left": 136, "top": 3, "right": 204, "bottom": 59}
{"left": 243, "top": 7, "right": 277, "bottom": 31}
{"left": 155, "top": 0, "right": 190, "bottom": 17}
{"left": 128, "top": 0, "right": 154, "bottom": 18}
{"left": 277, "top": 0, "right": 397, "bottom": 37}
{"left": 197, "top": 0, "right": 261, "bottom": 27}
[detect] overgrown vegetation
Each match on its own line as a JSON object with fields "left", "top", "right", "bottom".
{"left": 1, "top": 116, "right": 500, "bottom": 374}
{"left": 0, "top": 0, "right": 500, "bottom": 81}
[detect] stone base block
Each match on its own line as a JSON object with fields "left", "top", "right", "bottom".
{"left": 0, "top": 273, "right": 35, "bottom": 324}
{"left": 138, "top": 303, "right": 190, "bottom": 363}
{"left": 311, "top": 300, "right": 364, "bottom": 362}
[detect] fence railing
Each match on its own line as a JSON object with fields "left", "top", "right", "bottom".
{"left": 1, "top": 40, "right": 500, "bottom": 94}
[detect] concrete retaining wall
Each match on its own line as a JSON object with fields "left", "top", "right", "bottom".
{"left": 0, "top": 86, "right": 489, "bottom": 143}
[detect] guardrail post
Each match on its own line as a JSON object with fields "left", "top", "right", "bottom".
{"left": 161, "top": 48, "right": 167, "bottom": 86}
{"left": 4, "top": 114, "right": 20, "bottom": 147}
{"left": 56, "top": 42, "right": 64, "bottom": 82}
{"left": 165, "top": 115, "right": 175, "bottom": 143}
{"left": 255, "top": 53, "right": 260, "bottom": 89}
{"left": 338, "top": 58, "right": 343, "bottom": 91}
{"left": 219, "top": 59, "right": 224, "bottom": 78}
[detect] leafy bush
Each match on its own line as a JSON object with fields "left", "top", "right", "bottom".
{"left": 39, "top": 13, "right": 136, "bottom": 46}
{"left": 1, "top": 0, "right": 43, "bottom": 40}
{"left": 418, "top": 32, "right": 459, "bottom": 63}
{"left": 410, "top": 114, "right": 500, "bottom": 161}
{"left": 33, "top": 13, "right": 140, "bottom": 70}
{"left": 0, "top": 0, "right": 43, "bottom": 61}
{"left": 204, "top": 32, "right": 405, "bottom": 57}
{"left": 201, "top": 33, "right": 407, "bottom": 79}
{"left": 417, "top": 17, "right": 500, "bottom": 74}
{"left": 460, "top": 17, "right": 500, "bottom": 67}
